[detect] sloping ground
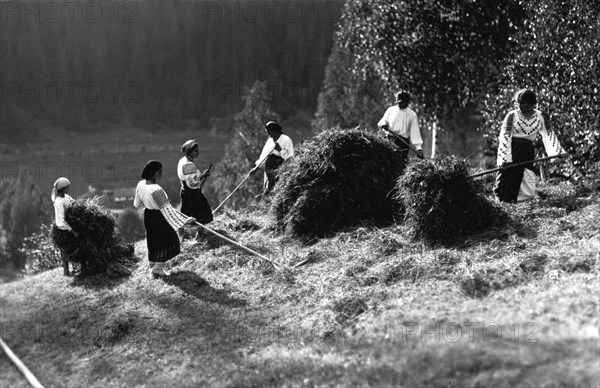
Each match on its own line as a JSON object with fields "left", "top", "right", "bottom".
{"left": 1, "top": 183, "right": 598, "bottom": 387}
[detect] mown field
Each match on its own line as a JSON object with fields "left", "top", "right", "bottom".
{"left": 0, "top": 126, "right": 231, "bottom": 203}
{"left": 0, "top": 181, "right": 598, "bottom": 387}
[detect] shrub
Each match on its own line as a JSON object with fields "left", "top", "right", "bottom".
{"left": 272, "top": 128, "right": 404, "bottom": 239}
{"left": 117, "top": 207, "right": 145, "bottom": 243}
{"left": 394, "top": 156, "right": 506, "bottom": 244}
{"left": 20, "top": 224, "right": 63, "bottom": 275}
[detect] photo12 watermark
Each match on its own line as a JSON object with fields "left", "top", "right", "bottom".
{"left": 1, "top": 1, "right": 139, "bottom": 24}
{"left": 199, "top": 1, "right": 342, "bottom": 24}
{"left": 201, "top": 81, "right": 320, "bottom": 105}
{"left": 398, "top": 321, "right": 540, "bottom": 344}
{"left": 1, "top": 82, "right": 142, "bottom": 104}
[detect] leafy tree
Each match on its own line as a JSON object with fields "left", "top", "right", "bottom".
{"left": 209, "top": 81, "right": 280, "bottom": 209}
{"left": 480, "top": 0, "right": 600, "bottom": 178}
{"left": 0, "top": 176, "right": 52, "bottom": 268}
{"left": 312, "top": 39, "right": 387, "bottom": 132}
{"left": 332, "top": 0, "right": 526, "bottom": 133}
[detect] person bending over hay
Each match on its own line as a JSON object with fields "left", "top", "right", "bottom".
{"left": 494, "top": 89, "right": 565, "bottom": 203}
{"left": 395, "top": 156, "right": 506, "bottom": 244}
{"left": 51, "top": 185, "right": 134, "bottom": 277}
{"left": 272, "top": 128, "right": 403, "bottom": 239}
{"left": 134, "top": 160, "right": 197, "bottom": 277}
{"left": 178, "top": 139, "right": 213, "bottom": 239}
{"left": 50, "top": 177, "right": 77, "bottom": 275}
{"left": 378, "top": 90, "right": 425, "bottom": 165}
{"left": 250, "top": 121, "right": 294, "bottom": 196}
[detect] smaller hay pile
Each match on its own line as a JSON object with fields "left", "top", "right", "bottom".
{"left": 394, "top": 156, "right": 506, "bottom": 244}
{"left": 51, "top": 198, "right": 135, "bottom": 276}
{"left": 272, "top": 128, "right": 404, "bottom": 239}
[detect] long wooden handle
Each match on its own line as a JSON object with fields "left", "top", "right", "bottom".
{"left": 381, "top": 127, "right": 424, "bottom": 159}
{"left": 0, "top": 337, "right": 44, "bottom": 388}
{"left": 212, "top": 145, "right": 276, "bottom": 214}
{"left": 194, "top": 222, "right": 278, "bottom": 268}
{"left": 468, "top": 154, "right": 565, "bottom": 179}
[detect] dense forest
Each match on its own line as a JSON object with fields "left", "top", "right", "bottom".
{"left": 0, "top": 0, "right": 344, "bottom": 140}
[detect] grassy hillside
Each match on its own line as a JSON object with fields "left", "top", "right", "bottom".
{"left": 1, "top": 182, "right": 598, "bottom": 387}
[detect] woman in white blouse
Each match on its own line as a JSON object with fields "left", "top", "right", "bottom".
{"left": 134, "top": 160, "right": 196, "bottom": 277}
{"left": 494, "top": 89, "right": 565, "bottom": 203}
{"left": 52, "top": 177, "right": 77, "bottom": 275}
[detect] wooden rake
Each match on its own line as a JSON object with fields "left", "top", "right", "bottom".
{"left": 194, "top": 222, "right": 278, "bottom": 268}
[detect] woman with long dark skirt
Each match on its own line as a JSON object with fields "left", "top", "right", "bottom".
{"left": 134, "top": 160, "right": 196, "bottom": 277}
{"left": 494, "top": 89, "right": 565, "bottom": 203}
{"left": 177, "top": 140, "right": 213, "bottom": 235}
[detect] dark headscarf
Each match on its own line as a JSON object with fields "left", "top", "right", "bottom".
{"left": 265, "top": 121, "right": 283, "bottom": 133}
{"left": 141, "top": 160, "right": 162, "bottom": 179}
{"left": 516, "top": 89, "right": 537, "bottom": 104}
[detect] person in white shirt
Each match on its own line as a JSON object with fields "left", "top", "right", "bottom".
{"left": 134, "top": 160, "right": 197, "bottom": 277}
{"left": 378, "top": 90, "right": 424, "bottom": 164}
{"left": 51, "top": 177, "right": 77, "bottom": 275}
{"left": 177, "top": 139, "right": 213, "bottom": 230}
{"left": 494, "top": 89, "right": 565, "bottom": 203}
{"left": 250, "top": 121, "right": 294, "bottom": 195}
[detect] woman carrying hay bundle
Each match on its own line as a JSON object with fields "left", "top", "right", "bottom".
{"left": 250, "top": 121, "right": 294, "bottom": 196}
{"left": 494, "top": 89, "right": 565, "bottom": 203}
{"left": 134, "top": 161, "right": 197, "bottom": 277}
{"left": 378, "top": 90, "right": 424, "bottom": 165}
{"left": 51, "top": 177, "right": 78, "bottom": 275}
{"left": 178, "top": 139, "right": 213, "bottom": 236}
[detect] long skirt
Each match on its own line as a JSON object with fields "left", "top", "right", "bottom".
{"left": 180, "top": 182, "right": 213, "bottom": 224}
{"left": 494, "top": 138, "right": 536, "bottom": 203}
{"left": 264, "top": 154, "right": 284, "bottom": 194}
{"left": 144, "top": 209, "right": 180, "bottom": 263}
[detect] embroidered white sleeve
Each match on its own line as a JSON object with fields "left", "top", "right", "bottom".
{"left": 539, "top": 115, "right": 565, "bottom": 157}
{"left": 497, "top": 112, "right": 515, "bottom": 166}
{"left": 151, "top": 188, "right": 192, "bottom": 230}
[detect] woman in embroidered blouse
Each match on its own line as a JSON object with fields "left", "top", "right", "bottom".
{"left": 177, "top": 139, "right": 213, "bottom": 227}
{"left": 494, "top": 89, "right": 565, "bottom": 203}
{"left": 134, "top": 160, "right": 196, "bottom": 277}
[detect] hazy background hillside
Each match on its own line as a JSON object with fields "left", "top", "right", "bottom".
{"left": 1, "top": 0, "right": 343, "bottom": 140}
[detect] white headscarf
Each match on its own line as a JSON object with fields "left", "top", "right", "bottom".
{"left": 51, "top": 177, "right": 70, "bottom": 202}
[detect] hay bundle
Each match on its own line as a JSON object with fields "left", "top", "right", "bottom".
{"left": 272, "top": 129, "right": 404, "bottom": 238}
{"left": 51, "top": 198, "right": 134, "bottom": 276}
{"left": 394, "top": 156, "right": 505, "bottom": 244}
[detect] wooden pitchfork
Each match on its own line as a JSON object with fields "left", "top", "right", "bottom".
{"left": 468, "top": 154, "right": 566, "bottom": 178}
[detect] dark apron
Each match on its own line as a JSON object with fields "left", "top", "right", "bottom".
{"left": 494, "top": 138, "right": 535, "bottom": 203}
{"left": 264, "top": 154, "right": 285, "bottom": 194}
{"left": 180, "top": 181, "right": 213, "bottom": 224}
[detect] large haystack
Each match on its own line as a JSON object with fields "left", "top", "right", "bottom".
{"left": 51, "top": 198, "right": 135, "bottom": 276}
{"left": 272, "top": 129, "right": 404, "bottom": 239}
{"left": 394, "top": 156, "right": 505, "bottom": 244}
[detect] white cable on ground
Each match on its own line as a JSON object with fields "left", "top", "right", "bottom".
{"left": 0, "top": 337, "right": 44, "bottom": 388}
